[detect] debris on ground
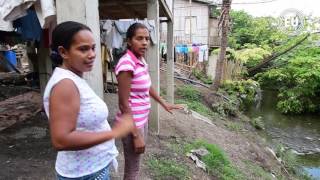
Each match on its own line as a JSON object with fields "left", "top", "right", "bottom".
{"left": 0, "top": 91, "right": 42, "bottom": 131}
{"left": 187, "top": 148, "right": 209, "bottom": 172}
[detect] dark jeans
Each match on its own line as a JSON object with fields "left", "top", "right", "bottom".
{"left": 56, "top": 164, "right": 110, "bottom": 180}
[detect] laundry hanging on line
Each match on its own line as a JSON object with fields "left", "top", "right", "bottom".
{"left": 175, "top": 44, "right": 208, "bottom": 62}
{"left": 13, "top": 9, "right": 42, "bottom": 42}
{"left": 100, "top": 19, "right": 157, "bottom": 49}
{"left": 0, "top": 0, "right": 56, "bottom": 43}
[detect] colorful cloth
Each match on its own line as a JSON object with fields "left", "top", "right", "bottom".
{"left": 192, "top": 46, "right": 199, "bottom": 53}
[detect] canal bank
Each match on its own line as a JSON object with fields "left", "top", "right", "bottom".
{"left": 245, "top": 90, "right": 320, "bottom": 179}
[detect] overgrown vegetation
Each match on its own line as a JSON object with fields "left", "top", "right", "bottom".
{"left": 176, "top": 85, "right": 201, "bottom": 101}
{"left": 175, "top": 81, "right": 260, "bottom": 118}
{"left": 250, "top": 116, "right": 265, "bottom": 130}
{"left": 192, "top": 69, "right": 213, "bottom": 85}
{"left": 219, "top": 79, "right": 261, "bottom": 110}
{"left": 243, "top": 160, "right": 274, "bottom": 180}
{"left": 275, "top": 145, "right": 312, "bottom": 180}
{"left": 210, "top": 97, "right": 238, "bottom": 117}
{"left": 225, "top": 121, "right": 243, "bottom": 132}
{"left": 175, "top": 85, "right": 217, "bottom": 118}
{"left": 147, "top": 158, "right": 190, "bottom": 180}
{"left": 185, "top": 140, "right": 245, "bottom": 180}
{"left": 256, "top": 43, "right": 320, "bottom": 113}
{"left": 235, "top": 47, "right": 271, "bottom": 69}
{"left": 229, "top": 10, "right": 287, "bottom": 50}
{"left": 228, "top": 10, "right": 320, "bottom": 114}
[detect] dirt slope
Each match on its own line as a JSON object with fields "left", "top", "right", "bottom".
{"left": 0, "top": 92, "right": 289, "bottom": 180}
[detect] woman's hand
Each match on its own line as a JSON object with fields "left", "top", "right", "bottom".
{"left": 133, "top": 132, "right": 145, "bottom": 154}
{"left": 112, "top": 114, "right": 135, "bottom": 139}
{"left": 163, "top": 103, "right": 184, "bottom": 114}
{"left": 149, "top": 87, "right": 183, "bottom": 114}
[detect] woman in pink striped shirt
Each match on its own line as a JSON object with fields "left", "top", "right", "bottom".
{"left": 115, "top": 23, "right": 182, "bottom": 180}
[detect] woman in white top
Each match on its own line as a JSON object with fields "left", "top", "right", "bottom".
{"left": 43, "top": 21, "right": 134, "bottom": 180}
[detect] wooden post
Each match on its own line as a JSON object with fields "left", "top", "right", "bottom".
{"left": 147, "top": 0, "right": 160, "bottom": 133}
{"left": 37, "top": 39, "right": 52, "bottom": 95}
{"left": 56, "top": 0, "right": 104, "bottom": 98}
{"left": 166, "top": 20, "right": 174, "bottom": 103}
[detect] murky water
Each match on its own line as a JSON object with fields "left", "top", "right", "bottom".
{"left": 246, "top": 90, "right": 320, "bottom": 179}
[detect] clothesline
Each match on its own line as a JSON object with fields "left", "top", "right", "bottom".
{"left": 175, "top": 44, "right": 209, "bottom": 62}
{"left": 100, "top": 19, "right": 157, "bottom": 49}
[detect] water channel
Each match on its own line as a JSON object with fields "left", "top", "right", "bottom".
{"left": 245, "top": 90, "right": 320, "bottom": 179}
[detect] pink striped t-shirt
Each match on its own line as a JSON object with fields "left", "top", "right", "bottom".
{"left": 115, "top": 50, "right": 152, "bottom": 128}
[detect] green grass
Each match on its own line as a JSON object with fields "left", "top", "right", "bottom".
{"left": 176, "top": 99, "right": 216, "bottom": 118}
{"left": 275, "top": 144, "right": 313, "bottom": 180}
{"left": 243, "top": 160, "right": 274, "bottom": 180}
{"left": 167, "top": 141, "right": 185, "bottom": 154}
{"left": 250, "top": 116, "right": 265, "bottom": 130}
{"left": 226, "top": 122, "right": 243, "bottom": 132}
{"left": 175, "top": 84, "right": 218, "bottom": 118}
{"left": 185, "top": 140, "right": 245, "bottom": 180}
{"left": 147, "top": 158, "right": 190, "bottom": 180}
{"left": 176, "top": 85, "right": 201, "bottom": 101}
{"left": 192, "top": 69, "right": 213, "bottom": 84}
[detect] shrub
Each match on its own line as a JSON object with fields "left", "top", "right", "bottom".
{"left": 220, "top": 79, "right": 261, "bottom": 109}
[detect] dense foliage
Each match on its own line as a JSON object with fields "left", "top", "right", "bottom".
{"left": 229, "top": 10, "right": 320, "bottom": 114}
{"left": 220, "top": 79, "right": 261, "bottom": 109}
{"left": 229, "top": 10, "right": 287, "bottom": 50}
{"left": 192, "top": 69, "right": 213, "bottom": 84}
{"left": 235, "top": 47, "right": 271, "bottom": 69}
{"left": 257, "top": 46, "right": 320, "bottom": 113}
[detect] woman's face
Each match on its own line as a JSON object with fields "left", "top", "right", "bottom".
{"left": 59, "top": 30, "right": 96, "bottom": 76}
{"left": 128, "top": 28, "right": 150, "bottom": 57}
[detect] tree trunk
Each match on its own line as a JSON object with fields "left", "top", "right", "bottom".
{"left": 211, "top": 0, "right": 232, "bottom": 91}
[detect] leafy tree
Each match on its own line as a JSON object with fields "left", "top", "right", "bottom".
{"left": 227, "top": 10, "right": 320, "bottom": 114}
{"left": 229, "top": 10, "right": 287, "bottom": 49}
{"left": 256, "top": 43, "right": 320, "bottom": 114}
{"left": 235, "top": 47, "right": 271, "bottom": 69}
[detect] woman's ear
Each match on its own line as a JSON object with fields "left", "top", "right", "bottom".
{"left": 127, "top": 39, "right": 132, "bottom": 48}
{"left": 58, "top": 46, "right": 68, "bottom": 59}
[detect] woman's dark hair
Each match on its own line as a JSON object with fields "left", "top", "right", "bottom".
{"left": 126, "top": 23, "right": 148, "bottom": 49}
{"left": 50, "top": 21, "right": 91, "bottom": 66}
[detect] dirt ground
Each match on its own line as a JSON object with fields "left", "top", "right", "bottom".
{"left": 0, "top": 86, "right": 55, "bottom": 180}
{"left": 0, "top": 111, "right": 56, "bottom": 180}
{"left": 0, "top": 90, "right": 211, "bottom": 180}
{"left": 0, "top": 84, "right": 291, "bottom": 180}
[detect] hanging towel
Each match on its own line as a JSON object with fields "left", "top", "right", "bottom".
{"left": 142, "top": 19, "right": 157, "bottom": 45}
{"left": 100, "top": 20, "right": 114, "bottom": 48}
{"left": 13, "top": 9, "right": 42, "bottom": 42}
{"left": 100, "top": 20, "right": 158, "bottom": 49}
{"left": 34, "top": 0, "right": 56, "bottom": 29}
{"left": 0, "top": 15, "right": 14, "bottom": 32}
{"left": 0, "top": 0, "right": 36, "bottom": 21}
